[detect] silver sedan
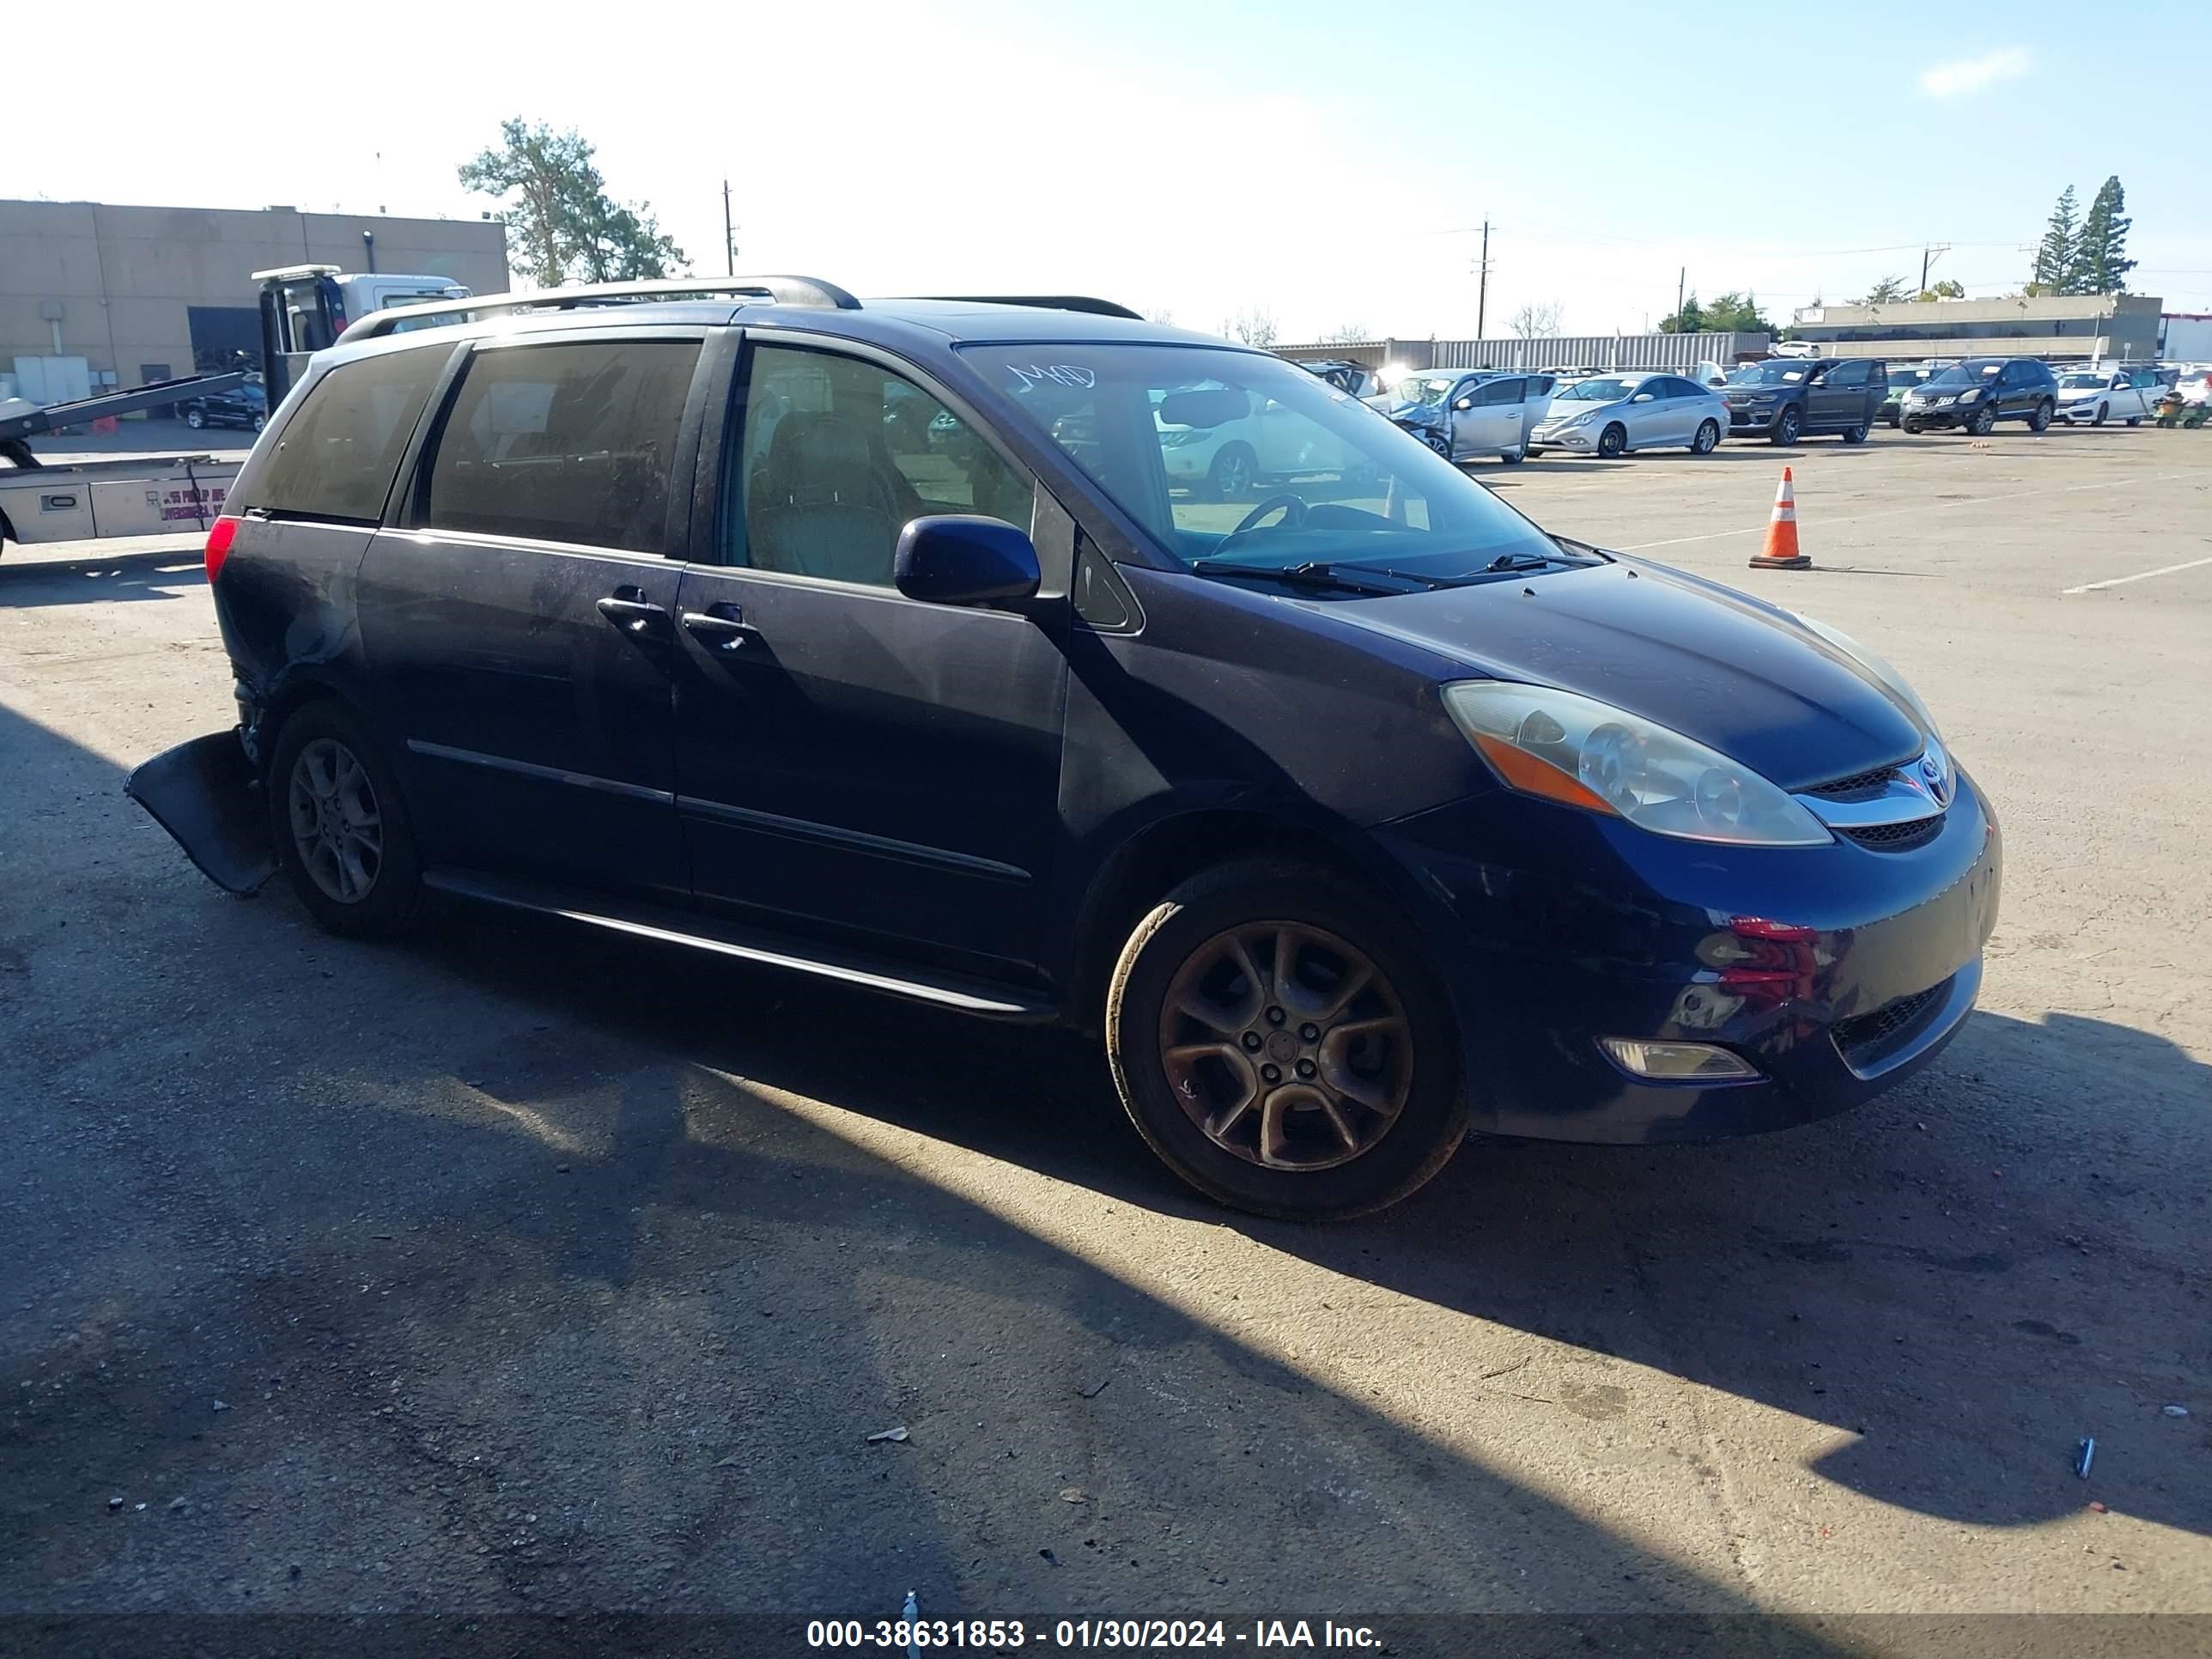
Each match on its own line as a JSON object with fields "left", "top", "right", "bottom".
{"left": 1528, "top": 372, "right": 1729, "bottom": 459}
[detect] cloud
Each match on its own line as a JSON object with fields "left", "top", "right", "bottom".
{"left": 1919, "top": 46, "right": 2033, "bottom": 99}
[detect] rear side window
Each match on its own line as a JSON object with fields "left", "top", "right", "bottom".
{"left": 245, "top": 346, "right": 446, "bottom": 522}
{"left": 422, "top": 340, "right": 701, "bottom": 554}
{"left": 1477, "top": 378, "right": 1524, "bottom": 405}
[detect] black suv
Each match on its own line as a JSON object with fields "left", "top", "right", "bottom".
{"left": 176, "top": 381, "right": 268, "bottom": 433}
{"left": 1898, "top": 358, "right": 2059, "bottom": 434}
{"left": 125, "top": 276, "right": 2000, "bottom": 1219}
{"left": 1722, "top": 356, "right": 1887, "bottom": 445}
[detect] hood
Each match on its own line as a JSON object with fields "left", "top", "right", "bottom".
{"left": 1389, "top": 402, "right": 1449, "bottom": 431}
{"left": 1315, "top": 560, "right": 1924, "bottom": 790}
{"left": 1535, "top": 396, "right": 1624, "bottom": 425}
{"left": 2053, "top": 385, "right": 2107, "bottom": 402}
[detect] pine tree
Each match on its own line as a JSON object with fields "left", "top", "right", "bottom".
{"left": 2030, "top": 186, "right": 2080, "bottom": 295}
{"left": 2074, "top": 176, "right": 2136, "bottom": 295}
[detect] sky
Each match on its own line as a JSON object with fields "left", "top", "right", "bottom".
{"left": 10, "top": 0, "right": 2211, "bottom": 342}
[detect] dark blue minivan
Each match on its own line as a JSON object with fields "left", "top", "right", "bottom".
{"left": 130, "top": 277, "right": 2002, "bottom": 1218}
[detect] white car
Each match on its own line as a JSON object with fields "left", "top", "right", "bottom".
{"left": 1154, "top": 385, "right": 1360, "bottom": 501}
{"left": 1529, "top": 372, "right": 1730, "bottom": 459}
{"left": 2053, "top": 367, "right": 2159, "bottom": 427}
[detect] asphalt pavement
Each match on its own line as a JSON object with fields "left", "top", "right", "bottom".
{"left": 2, "top": 426, "right": 2207, "bottom": 1650}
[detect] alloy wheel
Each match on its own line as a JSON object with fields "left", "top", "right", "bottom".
{"left": 1157, "top": 921, "right": 1413, "bottom": 1171}
{"left": 287, "top": 738, "right": 384, "bottom": 903}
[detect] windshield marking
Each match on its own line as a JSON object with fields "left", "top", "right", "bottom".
{"left": 1007, "top": 363, "right": 1097, "bottom": 391}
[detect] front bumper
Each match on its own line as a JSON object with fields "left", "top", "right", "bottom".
{"left": 1725, "top": 404, "right": 1783, "bottom": 434}
{"left": 2053, "top": 400, "right": 2106, "bottom": 424}
{"left": 1529, "top": 422, "right": 1595, "bottom": 451}
{"left": 1899, "top": 398, "right": 1982, "bottom": 428}
{"left": 1371, "top": 770, "right": 2002, "bottom": 1144}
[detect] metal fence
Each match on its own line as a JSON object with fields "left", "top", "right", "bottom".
{"left": 1278, "top": 331, "right": 1770, "bottom": 373}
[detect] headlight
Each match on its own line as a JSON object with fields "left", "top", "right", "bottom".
{"left": 1441, "top": 683, "right": 1831, "bottom": 847}
{"left": 1568, "top": 410, "right": 1595, "bottom": 427}
{"left": 1955, "top": 387, "right": 1983, "bottom": 404}
{"left": 1790, "top": 614, "right": 1940, "bottom": 738}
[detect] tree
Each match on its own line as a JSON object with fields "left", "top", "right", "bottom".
{"left": 459, "top": 118, "right": 684, "bottom": 287}
{"left": 2075, "top": 175, "right": 2136, "bottom": 295}
{"left": 1666, "top": 290, "right": 1774, "bottom": 334}
{"left": 1220, "top": 307, "right": 1279, "bottom": 349}
{"left": 1856, "top": 275, "right": 1910, "bottom": 305}
{"left": 2030, "top": 185, "right": 2080, "bottom": 295}
{"left": 1145, "top": 307, "right": 1177, "bottom": 326}
{"left": 1916, "top": 279, "right": 1966, "bottom": 301}
{"left": 1320, "top": 322, "right": 1374, "bottom": 343}
{"left": 1507, "top": 301, "right": 1563, "bottom": 339}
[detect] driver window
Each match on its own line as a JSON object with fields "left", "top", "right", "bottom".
{"left": 1478, "top": 378, "right": 1523, "bottom": 405}
{"left": 730, "top": 344, "right": 1031, "bottom": 586}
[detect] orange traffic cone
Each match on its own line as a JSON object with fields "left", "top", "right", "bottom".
{"left": 1748, "top": 466, "right": 1809, "bottom": 569}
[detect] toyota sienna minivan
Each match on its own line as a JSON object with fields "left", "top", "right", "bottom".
{"left": 130, "top": 276, "right": 2002, "bottom": 1218}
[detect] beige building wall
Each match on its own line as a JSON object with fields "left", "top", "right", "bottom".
{"left": 0, "top": 199, "right": 509, "bottom": 392}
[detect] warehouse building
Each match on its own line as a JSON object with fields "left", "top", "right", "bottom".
{"left": 1785, "top": 294, "right": 2163, "bottom": 364}
{"left": 0, "top": 198, "right": 508, "bottom": 404}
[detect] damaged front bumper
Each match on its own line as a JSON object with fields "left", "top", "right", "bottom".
{"left": 125, "top": 729, "right": 276, "bottom": 895}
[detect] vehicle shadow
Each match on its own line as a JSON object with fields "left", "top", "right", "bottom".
{"left": 5, "top": 704, "right": 1880, "bottom": 1644}
{"left": 402, "top": 906, "right": 2211, "bottom": 1546}
{"left": 0, "top": 545, "right": 206, "bottom": 606}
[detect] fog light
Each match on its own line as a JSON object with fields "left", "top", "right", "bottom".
{"left": 1599, "top": 1038, "right": 1760, "bottom": 1081}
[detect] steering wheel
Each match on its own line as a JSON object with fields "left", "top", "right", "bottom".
{"left": 1227, "top": 493, "right": 1309, "bottom": 538}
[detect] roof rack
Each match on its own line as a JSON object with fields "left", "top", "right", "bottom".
{"left": 919, "top": 295, "right": 1144, "bottom": 320}
{"left": 334, "top": 274, "right": 861, "bottom": 343}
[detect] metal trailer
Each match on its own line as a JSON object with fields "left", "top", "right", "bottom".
{"left": 0, "top": 374, "right": 246, "bottom": 553}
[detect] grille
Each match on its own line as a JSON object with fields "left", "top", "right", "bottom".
{"left": 1836, "top": 981, "right": 1949, "bottom": 1064}
{"left": 1842, "top": 817, "right": 1942, "bottom": 851}
{"left": 1807, "top": 763, "right": 1904, "bottom": 801}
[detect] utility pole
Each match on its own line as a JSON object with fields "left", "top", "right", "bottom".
{"left": 722, "top": 179, "right": 736, "bottom": 275}
{"left": 1676, "top": 266, "right": 1686, "bottom": 325}
{"left": 1919, "top": 242, "right": 1951, "bottom": 292}
{"left": 1474, "top": 220, "right": 1492, "bottom": 343}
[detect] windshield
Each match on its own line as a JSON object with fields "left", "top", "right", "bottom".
{"left": 963, "top": 343, "right": 1562, "bottom": 582}
{"left": 1553, "top": 377, "right": 1636, "bottom": 403}
{"left": 2057, "top": 373, "right": 2106, "bottom": 389}
{"left": 1727, "top": 362, "right": 1809, "bottom": 386}
{"left": 1927, "top": 362, "right": 2002, "bottom": 386}
{"left": 1394, "top": 374, "right": 1459, "bottom": 408}
{"left": 1887, "top": 368, "right": 1928, "bottom": 388}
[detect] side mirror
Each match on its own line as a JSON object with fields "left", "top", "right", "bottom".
{"left": 1631, "top": 392, "right": 1656, "bottom": 404}
{"left": 1452, "top": 397, "right": 1474, "bottom": 411}
{"left": 894, "top": 515, "right": 1041, "bottom": 606}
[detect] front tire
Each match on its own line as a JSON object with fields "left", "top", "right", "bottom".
{"left": 183, "top": 407, "right": 206, "bottom": 429}
{"left": 1840, "top": 422, "right": 1868, "bottom": 445}
{"left": 2093, "top": 402, "right": 2108, "bottom": 427}
{"left": 1966, "top": 404, "right": 1997, "bottom": 436}
{"left": 1771, "top": 406, "right": 1802, "bottom": 446}
{"left": 1901, "top": 419, "right": 1924, "bottom": 434}
{"left": 2028, "top": 399, "right": 2053, "bottom": 433}
{"left": 267, "top": 701, "right": 424, "bottom": 939}
{"left": 1104, "top": 860, "right": 1468, "bottom": 1219}
{"left": 1498, "top": 447, "right": 1525, "bottom": 465}
{"left": 1206, "top": 444, "right": 1257, "bottom": 501}
{"left": 1596, "top": 422, "right": 1627, "bottom": 459}
{"left": 1691, "top": 419, "right": 1719, "bottom": 454}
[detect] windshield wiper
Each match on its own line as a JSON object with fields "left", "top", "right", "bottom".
{"left": 1188, "top": 559, "right": 1414, "bottom": 596}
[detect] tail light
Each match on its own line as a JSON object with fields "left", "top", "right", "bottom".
{"left": 204, "top": 514, "right": 240, "bottom": 583}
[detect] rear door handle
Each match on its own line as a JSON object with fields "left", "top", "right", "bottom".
{"left": 596, "top": 587, "right": 670, "bottom": 637}
{"left": 680, "top": 601, "right": 758, "bottom": 651}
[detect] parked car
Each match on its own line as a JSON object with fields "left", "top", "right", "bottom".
{"left": 1528, "top": 372, "right": 1729, "bottom": 459}
{"left": 1386, "top": 370, "right": 1552, "bottom": 464}
{"left": 1878, "top": 364, "right": 1944, "bottom": 427}
{"left": 2052, "top": 367, "right": 2159, "bottom": 427}
{"left": 176, "top": 382, "right": 268, "bottom": 433}
{"left": 1298, "top": 357, "right": 1392, "bottom": 408}
{"left": 127, "top": 282, "right": 1999, "bottom": 1220}
{"left": 1155, "top": 384, "right": 1363, "bottom": 499}
{"left": 1721, "top": 357, "right": 1886, "bottom": 445}
{"left": 2172, "top": 366, "right": 2211, "bottom": 404}
{"left": 1897, "top": 358, "right": 2058, "bottom": 434}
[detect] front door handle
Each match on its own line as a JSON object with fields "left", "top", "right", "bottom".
{"left": 596, "top": 587, "right": 670, "bottom": 637}
{"left": 680, "top": 601, "right": 758, "bottom": 652}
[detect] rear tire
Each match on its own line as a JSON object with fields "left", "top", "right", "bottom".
{"left": 266, "top": 701, "right": 425, "bottom": 940}
{"left": 1498, "top": 447, "right": 1525, "bottom": 465}
{"left": 2124, "top": 416, "right": 2142, "bottom": 428}
{"left": 1840, "top": 422, "right": 1868, "bottom": 445}
{"left": 1104, "top": 860, "right": 1468, "bottom": 1219}
{"left": 1691, "top": 419, "right": 1719, "bottom": 454}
